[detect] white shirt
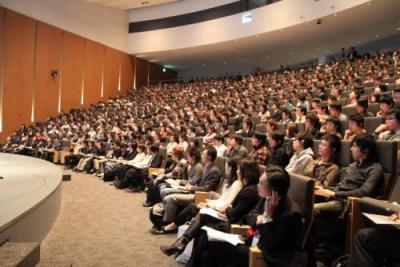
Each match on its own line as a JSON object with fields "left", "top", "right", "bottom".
{"left": 208, "top": 180, "right": 243, "bottom": 211}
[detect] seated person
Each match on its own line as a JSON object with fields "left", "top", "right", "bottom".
{"left": 184, "top": 166, "right": 303, "bottom": 267}
{"left": 249, "top": 132, "right": 269, "bottom": 166}
{"left": 213, "top": 135, "right": 227, "bottom": 157}
{"left": 374, "top": 109, "right": 400, "bottom": 141}
{"left": 279, "top": 108, "right": 293, "bottom": 124}
{"left": 134, "top": 146, "right": 186, "bottom": 194}
{"left": 377, "top": 95, "right": 395, "bottom": 117}
{"left": 349, "top": 211, "right": 400, "bottom": 266}
{"left": 159, "top": 159, "right": 260, "bottom": 257}
{"left": 154, "top": 158, "right": 240, "bottom": 234}
{"left": 304, "top": 134, "right": 341, "bottom": 187}
{"left": 314, "top": 133, "right": 384, "bottom": 217}
{"left": 118, "top": 144, "right": 163, "bottom": 190}
{"left": 224, "top": 134, "right": 249, "bottom": 160}
{"left": 203, "top": 126, "right": 217, "bottom": 145}
{"left": 344, "top": 113, "right": 367, "bottom": 141}
{"left": 305, "top": 113, "right": 322, "bottom": 139}
{"left": 267, "top": 131, "right": 290, "bottom": 168}
{"left": 294, "top": 106, "right": 307, "bottom": 123}
{"left": 320, "top": 116, "right": 343, "bottom": 139}
{"left": 155, "top": 147, "right": 221, "bottom": 228}
{"left": 285, "top": 132, "right": 314, "bottom": 175}
{"left": 329, "top": 102, "right": 348, "bottom": 121}
{"left": 355, "top": 98, "right": 374, "bottom": 117}
{"left": 235, "top": 119, "right": 254, "bottom": 138}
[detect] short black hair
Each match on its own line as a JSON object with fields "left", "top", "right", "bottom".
{"left": 349, "top": 113, "right": 364, "bottom": 127}
{"left": 230, "top": 134, "right": 244, "bottom": 145}
{"left": 379, "top": 95, "right": 395, "bottom": 106}
{"left": 239, "top": 159, "right": 260, "bottom": 186}
{"left": 270, "top": 131, "right": 285, "bottom": 146}
{"left": 330, "top": 102, "right": 342, "bottom": 112}
{"left": 325, "top": 116, "right": 341, "bottom": 131}
{"left": 265, "top": 165, "right": 290, "bottom": 197}
{"left": 322, "top": 134, "right": 341, "bottom": 162}
{"left": 206, "top": 147, "right": 217, "bottom": 162}
{"left": 385, "top": 109, "right": 400, "bottom": 123}
{"left": 252, "top": 131, "right": 266, "bottom": 145}
{"left": 357, "top": 98, "right": 369, "bottom": 110}
{"left": 352, "top": 133, "right": 376, "bottom": 162}
{"left": 187, "top": 147, "right": 201, "bottom": 162}
{"left": 214, "top": 135, "right": 224, "bottom": 142}
{"left": 296, "top": 131, "right": 313, "bottom": 149}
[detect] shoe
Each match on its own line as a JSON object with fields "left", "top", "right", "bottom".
{"left": 160, "top": 236, "right": 189, "bottom": 256}
{"left": 149, "top": 226, "right": 177, "bottom": 235}
{"left": 142, "top": 202, "right": 152, "bottom": 207}
{"left": 125, "top": 187, "right": 141, "bottom": 193}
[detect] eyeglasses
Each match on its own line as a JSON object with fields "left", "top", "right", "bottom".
{"left": 257, "top": 183, "right": 267, "bottom": 188}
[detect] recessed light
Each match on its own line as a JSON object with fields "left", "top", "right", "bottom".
{"left": 256, "top": 34, "right": 259, "bottom": 38}
{"left": 397, "top": 27, "right": 400, "bottom": 31}
{"left": 334, "top": 13, "right": 337, "bottom": 17}
{"left": 376, "top": 34, "right": 379, "bottom": 38}
{"left": 357, "top": 40, "right": 361, "bottom": 43}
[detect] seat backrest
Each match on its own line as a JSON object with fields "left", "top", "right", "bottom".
{"left": 255, "top": 123, "right": 267, "bottom": 133}
{"left": 296, "top": 122, "right": 306, "bottom": 132}
{"left": 251, "top": 116, "right": 261, "bottom": 125}
{"left": 339, "top": 120, "right": 349, "bottom": 136}
{"left": 312, "top": 140, "right": 320, "bottom": 158}
{"left": 342, "top": 106, "right": 357, "bottom": 116}
{"left": 159, "top": 148, "right": 167, "bottom": 168}
{"left": 288, "top": 173, "right": 315, "bottom": 250}
{"left": 277, "top": 123, "right": 287, "bottom": 133}
{"left": 243, "top": 138, "right": 253, "bottom": 151}
{"left": 368, "top": 103, "right": 380, "bottom": 115}
{"left": 376, "top": 141, "right": 398, "bottom": 199}
{"left": 364, "top": 117, "right": 384, "bottom": 134}
{"left": 215, "top": 157, "right": 227, "bottom": 192}
{"left": 338, "top": 140, "right": 352, "bottom": 168}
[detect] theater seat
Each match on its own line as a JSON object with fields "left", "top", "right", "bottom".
{"left": 368, "top": 103, "right": 380, "bottom": 115}
{"left": 255, "top": 123, "right": 267, "bottom": 133}
{"left": 376, "top": 141, "right": 398, "bottom": 199}
{"left": 364, "top": 117, "right": 384, "bottom": 134}
{"left": 238, "top": 173, "right": 315, "bottom": 267}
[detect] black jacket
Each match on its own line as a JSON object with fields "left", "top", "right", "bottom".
{"left": 246, "top": 197, "right": 303, "bottom": 267}
{"left": 225, "top": 184, "right": 259, "bottom": 223}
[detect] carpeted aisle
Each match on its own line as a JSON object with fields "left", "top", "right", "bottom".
{"left": 39, "top": 168, "right": 181, "bottom": 267}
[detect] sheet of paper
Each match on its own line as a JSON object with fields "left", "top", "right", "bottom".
{"left": 201, "top": 226, "right": 244, "bottom": 246}
{"left": 199, "top": 208, "right": 227, "bottom": 221}
{"left": 363, "top": 213, "right": 400, "bottom": 225}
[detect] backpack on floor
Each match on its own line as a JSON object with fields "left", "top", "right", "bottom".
{"left": 149, "top": 202, "right": 165, "bottom": 230}
{"left": 113, "top": 176, "right": 129, "bottom": 189}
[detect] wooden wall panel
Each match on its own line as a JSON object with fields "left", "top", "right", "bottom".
{"left": 2, "top": 10, "right": 35, "bottom": 139}
{"left": 0, "top": 7, "right": 4, "bottom": 141}
{"left": 103, "top": 47, "right": 119, "bottom": 99}
{"left": 84, "top": 40, "right": 103, "bottom": 107}
{"left": 61, "top": 31, "right": 84, "bottom": 112}
{"left": 34, "top": 22, "right": 62, "bottom": 122}
{"left": 135, "top": 57, "right": 148, "bottom": 89}
{"left": 119, "top": 53, "right": 134, "bottom": 93}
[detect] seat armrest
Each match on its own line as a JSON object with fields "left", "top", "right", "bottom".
{"left": 148, "top": 168, "right": 164, "bottom": 176}
{"left": 194, "top": 191, "right": 208, "bottom": 204}
{"left": 249, "top": 247, "right": 267, "bottom": 267}
{"left": 230, "top": 224, "right": 250, "bottom": 235}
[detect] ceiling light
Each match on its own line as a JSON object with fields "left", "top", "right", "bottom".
{"left": 376, "top": 34, "right": 379, "bottom": 38}
{"left": 397, "top": 27, "right": 400, "bottom": 31}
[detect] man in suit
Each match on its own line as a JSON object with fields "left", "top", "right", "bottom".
{"left": 159, "top": 147, "right": 221, "bottom": 226}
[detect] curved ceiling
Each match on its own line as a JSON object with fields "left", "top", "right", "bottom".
{"left": 137, "top": 0, "right": 400, "bottom": 72}
{"left": 82, "top": 0, "right": 180, "bottom": 10}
